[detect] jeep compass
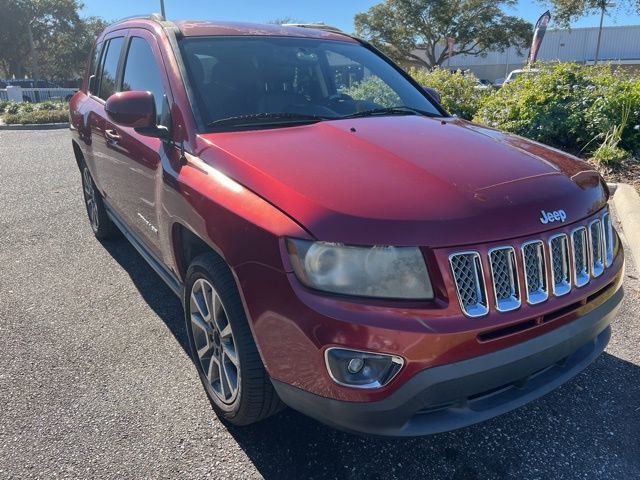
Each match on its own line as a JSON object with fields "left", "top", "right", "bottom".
{"left": 69, "top": 15, "right": 624, "bottom": 436}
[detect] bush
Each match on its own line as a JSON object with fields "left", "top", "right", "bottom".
{"left": 4, "top": 110, "right": 68, "bottom": 125}
{"left": 474, "top": 63, "right": 640, "bottom": 162}
{"left": 409, "top": 67, "right": 490, "bottom": 120}
{"left": 5, "top": 102, "right": 20, "bottom": 115}
{"left": 36, "top": 101, "right": 62, "bottom": 111}
{"left": 592, "top": 144, "right": 629, "bottom": 165}
{"left": 0, "top": 100, "right": 68, "bottom": 123}
{"left": 341, "top": 76, "right": 402, "bottom": 108}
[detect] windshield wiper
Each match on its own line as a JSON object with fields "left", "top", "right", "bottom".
{"left": 340, "top": 106, "right": 438, "bottom": 119}
{"left": 207, "top": 112, "right": 335, "bottom": 129}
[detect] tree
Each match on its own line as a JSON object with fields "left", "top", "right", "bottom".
{"left": 0, "top": 0, "right": 104, "bottom": 81}
{"left": 354, "top": 0, "right": 533, "bottom": 68}
{"left": 39, "top": 16, "right": 108, "bottom": 82}
{"left": 542, "top": 0, "right": 637, "bottom": 27}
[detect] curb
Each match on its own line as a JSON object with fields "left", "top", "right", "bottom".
{"left": 0, "top": 122, "right": 69, "bottom": 131}
{"left": 611, "top": 183, "right": 640, "bottom": 269}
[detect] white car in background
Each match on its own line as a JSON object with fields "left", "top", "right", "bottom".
{"left": 503, "top": 68, "right": 540, "bottom": 85}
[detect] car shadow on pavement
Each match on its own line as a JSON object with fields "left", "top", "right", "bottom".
{"left": 99, "top": 236, "right": 190, "bottom": 355}
{"left": 100, "top": 236, "right": 640, "bottom": 479}
{"left": 224, "top": 352, "right": 640, "bottom": 479}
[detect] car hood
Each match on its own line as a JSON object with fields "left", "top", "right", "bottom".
{"left": 196, "top": 116, "right": 607, "bottom": 247}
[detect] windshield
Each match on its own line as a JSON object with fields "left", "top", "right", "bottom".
{"left": 180, "top": 36, "right": 442, "bottom": 130}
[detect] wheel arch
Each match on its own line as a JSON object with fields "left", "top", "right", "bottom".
{"left": 71, "top": 139, "right": 84, "bottom": 170}
{"left": 171, "top": 221, "right": 228, "bottom": 282}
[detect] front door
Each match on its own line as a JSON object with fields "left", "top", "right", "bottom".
{"left": 99, "top": 31, "right": 174, "bottom": 258}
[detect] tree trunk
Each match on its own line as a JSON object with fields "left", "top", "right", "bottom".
{"left": 27, "top": 22, "right": 40, "bottom": 80}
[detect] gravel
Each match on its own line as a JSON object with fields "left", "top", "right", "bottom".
{"left": 1, "top": 130, "right": 639, "bottom": 479}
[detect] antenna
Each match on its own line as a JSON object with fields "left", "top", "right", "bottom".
{"left": 160, "top": 0, "right": 166, "bottom": 19}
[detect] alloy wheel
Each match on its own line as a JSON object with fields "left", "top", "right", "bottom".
{"left": 190, "top": 278, "right": 240, "bottom": 405}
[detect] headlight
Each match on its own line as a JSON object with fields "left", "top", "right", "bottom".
{"left": 286, "top": 238, "right": 434, "bottom": 300}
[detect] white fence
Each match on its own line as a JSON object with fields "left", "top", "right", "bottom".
{"left": 0, "top": 87, "right": 77, "bottom": 103}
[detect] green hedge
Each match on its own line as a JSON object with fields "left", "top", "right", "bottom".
{"left": 0, "top": 100, "right": 67, "bottom": 115}
{"left": 1, "top": 101, "right": 68, "bottom": 124}
{"left": 4, "top": 110, "right": 69, "bottom": 125}
{"left": 409, "top": 67, "right": 491, "bottom": 120}
{"left": 474, "top": 63, "right": 640, "bottom": 161}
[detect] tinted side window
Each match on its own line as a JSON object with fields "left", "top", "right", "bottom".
{"left": 121, "top": 37, "right": 167, "bottom": 125}
{"left": 88, "top": 41, "right": 103, "bottom": 95}
{"left": 99, "top": 37, "right": 124, "bottom": 100}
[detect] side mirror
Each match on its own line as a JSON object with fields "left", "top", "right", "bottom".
{"left": 105, "top": 90, "right": 168, "bottom": 138}
{"left": 422, "top": 86, "right": 441, "bottom": 104}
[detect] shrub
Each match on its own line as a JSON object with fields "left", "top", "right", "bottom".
{"left": 36, "top": 101, "right": 62, "bottom": 111}
{"left": 5, "top": 102, "right": 20, "bottom": 115}
{"left": 474, "top": 63, "right": 640, "bottom": 161}
{"left": 409, "top": 67, "right": 490, "bottom": 120}
{"left": 20, "top": 103, "right": 34, "bottom": 113}
{"left": 341, "top": 76, "right": 402, "bottom": 108}
{"left": 592, "top": 144, "right": 629, "bottom": 165}
{"left": 4, "top": 110, "right": 68, "bottom": 125}
{"left": 0, "top": 101, "right": 10, "bottom": 114}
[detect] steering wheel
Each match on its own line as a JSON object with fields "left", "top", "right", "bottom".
{"left": 324, "top": 93, "right": 353, "bottom": 106}
{"left": 322, "top": 93, "right": 355, "bottom": 114}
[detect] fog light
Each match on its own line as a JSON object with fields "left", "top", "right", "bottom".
{"left": 347, "top": 357, "right": 365, "bottom": 374}
{"left": 325, "top": 348, "right": 404, "bottom": 389}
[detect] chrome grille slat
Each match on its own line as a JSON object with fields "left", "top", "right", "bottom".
{"left": 571, "top": 227, "right": 589, "bottom": 287}
{"left": 602, "top": 212, "right": 614, "bottom": 267}
{"left": 489, "top": 247, "right": 520, "bottom": 312}
{"left": 450, "top": 214, "right": 614, "bottom": 317}
{"left": 521, "top": 240, "right": 548, "bottom": 305}
{"left": 449, "top": 252, "right": 488, "bottom": 318}
{"left": 590, "top": 220, "right": 604, "bottom": 277}
{"left": 549, "top": 234, "right": 571, "bottom": 296}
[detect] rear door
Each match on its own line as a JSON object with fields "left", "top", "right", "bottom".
{"left": 87, "top": 33, "right": 127, "bottom": 203}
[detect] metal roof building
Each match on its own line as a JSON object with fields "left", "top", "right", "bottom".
{"left": 414, "top": 25, "right": 640, "bottom": 82}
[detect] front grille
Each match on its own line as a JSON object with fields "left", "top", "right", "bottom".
{"left": 590, "top": 220, "right": 604, "bottom": 277}
{"left": 522, "top": 241, "right": 548, "bottom": 305}
{"left": 571, "top": 227, "right": 589, "bottom": 287}
{"left": 549, "top": 234, "right": 571, "bottom": 296}
{"left": 449, "top": 252, "right": 488, "bottom": 317}
{"left": 489, "top": 247, "right": 520, "bottom": 312}
{"left": 449, "top": 211, "right": 615, "bottom": 317}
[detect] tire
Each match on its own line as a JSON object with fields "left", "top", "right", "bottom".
{"left": 184, "top": 253, "right": 284, "bottom": 425}
{"left": 80, "top": 164, "right": 118, "bottom": 240}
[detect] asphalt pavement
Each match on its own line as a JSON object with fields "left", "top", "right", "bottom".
{"left": 1, "top": 129, "right": 639, "bottom": 479}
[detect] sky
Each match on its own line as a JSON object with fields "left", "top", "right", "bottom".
{"left": 81, "top": 0, "right": 640, "bottom": 31}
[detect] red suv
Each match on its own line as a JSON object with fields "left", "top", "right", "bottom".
{"left": 69, "top": 15, "right": 624, "bottom": 436}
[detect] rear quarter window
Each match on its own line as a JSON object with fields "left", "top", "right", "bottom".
{"left": 88, "top": 41, "right": 104, "bottom": 95}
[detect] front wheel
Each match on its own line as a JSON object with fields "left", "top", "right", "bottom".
{"left": 184, "top": 253, "right": 284, "bottom": 425}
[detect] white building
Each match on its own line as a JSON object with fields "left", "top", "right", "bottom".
{"left": 413, "top": 25, "right": 640, "bottom": 82}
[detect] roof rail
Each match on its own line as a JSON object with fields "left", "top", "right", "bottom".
{"left": 282, "top": 23, "right": 345, "bottom": 34}
{"left": 112, "top": 13, "right": 165, "bottom": 26}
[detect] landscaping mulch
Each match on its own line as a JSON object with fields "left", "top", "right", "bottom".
{"left": 594, "top": 157, "right": 640, "bottom": 191}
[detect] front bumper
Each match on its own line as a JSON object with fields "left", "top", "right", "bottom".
{"left": 272, "top": 286, "right": 623, "bottom": 437}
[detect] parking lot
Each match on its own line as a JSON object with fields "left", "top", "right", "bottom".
{"left": 0, "top": 129, "right": 639, "bottom": 479}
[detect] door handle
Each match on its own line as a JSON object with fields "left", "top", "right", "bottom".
{"left": 105, "top": 129, "right": 120, "bottom": 143}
